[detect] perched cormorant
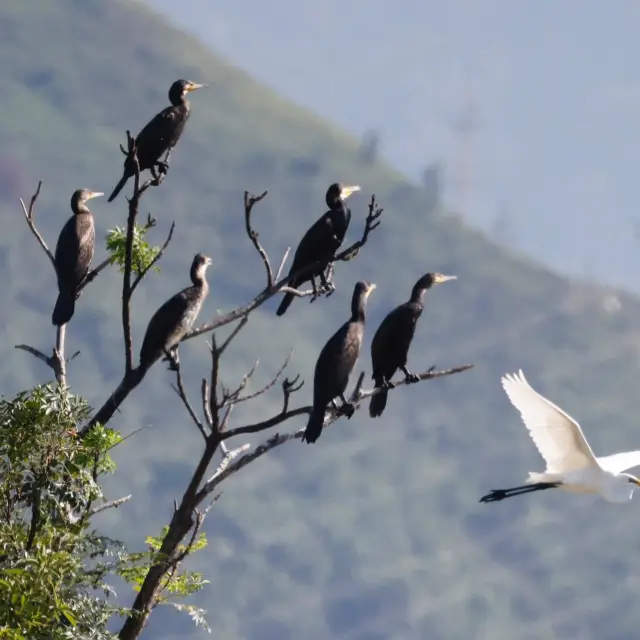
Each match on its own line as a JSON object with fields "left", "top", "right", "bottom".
{"left": 138, "top": 253, "right": 212, "bottom": 373}
{"left": 51, "top": 189, "right": 104, "bottom": 326}
{"left": 108, "top": 79, "right": 205, "bottom": 202}
{"left": 303, "top": 281, "right": 376, "bottom": 444}
{"left": 369, "top": 272, "right": 456, "bottom": 418}
{"left": 276, "top": 183, "right": 361, "bottom": 316}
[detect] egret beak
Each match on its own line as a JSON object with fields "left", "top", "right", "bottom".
{"left": 186, "top": 82, "right": 206, "bottom": 92}
{"left": 340, "top": 185, "right": 361, "bottom": 200}
{"left": 87, "top": 191, "right": 104, "bottom": 200}
{"left": 433, "top": 274, "right": 457, "bottom": 285}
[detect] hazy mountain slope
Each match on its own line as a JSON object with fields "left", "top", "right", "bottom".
{"left": 2, "top": 1, "right": 640, "bottom": 638}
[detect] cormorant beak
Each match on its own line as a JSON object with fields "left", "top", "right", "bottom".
{"left": 629, "top": 477, "right": 640, "bottom": 486}
{"left": 185, "top": 82, "right": 206, "bottom": 92}
{"left": 433, "top": 273, "right": 457, "bottom": 285}
{"left": 87, "top": 191, "right": 104, "bottom": 200}
{"left": 340, "top": 185, "right": 361, "bottom": 200}
{"left": 365, "top": 283, "right": 377, "bottom": 298}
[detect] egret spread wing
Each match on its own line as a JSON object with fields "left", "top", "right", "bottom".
{"left": 501, "top": 370, "right": 598, "bottom": 473}
{"left": 597, "top": 451, "right": 640, "bottom": 474}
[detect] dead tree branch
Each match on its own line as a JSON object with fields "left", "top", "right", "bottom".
{"left": 204, "top": 364, "right": 474, "bottom": 495}
{"left": 171, "top": 367, "right": 208, "bottom": 441}
{"left": 80, "top": 132, "right": 173, "bottom": 436}
{"left": 220, "top": 350, "right": 294, "bottom": 407}
{"left": 84, "top": 189, "right": 383, "bottom": 439}
{"left": 78, "top": 256, "right": 115, "bottom": 293}
{"left": 243, "top": 190, "right": 272, "bottom": 288}
{"left": 89, "top": 495, "right": 133, "bottom": 516}
{"left": 117, "top": 313, "right": 471, "bottom": 639}
{"left": 220, "top": 363, "right": 474, "bottom": 441}
{"left": 183, "top": 192, "right": 384, "bottom": 341}
{"left": 130, "top": 221, "right": 176, "bottom": 295}
{"left": 19, "top": 181, "right": 55, "bottom": 273}
{"left": 15, "top": 325, "right": 70, "bottom": 386}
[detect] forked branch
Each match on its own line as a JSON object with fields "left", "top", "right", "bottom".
{"left": 184, "top": 191, "right": 385, "bottom": 342}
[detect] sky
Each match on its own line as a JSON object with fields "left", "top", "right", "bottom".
{"left": 143, "top": 0, "right": 640, "bottom": 290}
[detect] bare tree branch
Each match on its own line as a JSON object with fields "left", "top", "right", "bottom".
{"left": 220, "top": 363, "right": 474, "bottom": 441}
{"left": 85, "top": 189, "right": 384, "bottom": 440}
{"left": 221, "top": 350, "right": 294, "bottom": 407}
{"left": 14, "top": 325, "right": 69, "bottom": 386}
{"left": 217, "top": 315, "right": 249, "bottom": 355}
{"left": 274, "top": 246, "right": 291, "bottom": 282}
{"left": 130, "top": 221, "right": 176, "bottom": 295}
{"left": 121, "top": 132, "right": 142, "bottom": 376}
{"left": 89, "top": 495, "right": 133, "bottom": 516}
{"left": 202, "top": 364, "right": 474, "bottom": 497}
{"left": 19, "top": 181, "right": 56, "bottom": 273}
{"left": 171, "top": 367, "right": 208, "bottom": 441}
{"left": 78, "top": 255, "right": 115, "bottom": 293}
{"left": 243, "top": 190, "right": 272, "bottom": 288}
{"left": 183, "top": 191, "right": 385, "bottom": 342}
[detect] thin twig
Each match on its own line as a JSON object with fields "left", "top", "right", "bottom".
{"left": 172, "top": 367, "right": 207, "bottom": 441}
{"left": 78, "top": 256, "right": 116, "bottom": 293}
{"left": 14, "top": 344, "right": 50, "bottom": 366}
{"left": 201, "top": 379, "right": 214, "bottom": 432}
{"left": 208, "top": 335, "right": 221, "bottom": 431}
{"left": 89, "top": 495, "right": 133, "bottom": 516}
{"left": 218, "top": 316, "right": 249, "bottom": 355}
{"left": 130, "top": 222, "right": 176, "bottom": 294}
{"left": 14, "top": 325, "right": 68, "bottom": 386}
{"left": 274, "top": 246, "right": 291, "bottom": 282}
{"left": 243, "top": 190, "right": 271, "bottom": 288}
{"left": 220, "top": 350, "right": 294, "bottom": 407}
{"left": 19, "top": 181, "right": 56, "bottom": 273}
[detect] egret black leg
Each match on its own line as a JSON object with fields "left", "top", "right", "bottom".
{"left": 479, "top": 482, "right": 561, "bottom": 503}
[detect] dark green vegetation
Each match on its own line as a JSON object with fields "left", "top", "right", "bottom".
{"left": 3, "top": 0, "right": 640, "bottom": 638}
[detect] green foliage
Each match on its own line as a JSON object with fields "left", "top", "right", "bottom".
{"left": 105, "top": 224, "right": 162, "bottom": 277}
{"left": 0, "top": 386, "right": 127, "bottom": 638}
{"left": 117, "top": 526, "right": 210, "bottom": 630}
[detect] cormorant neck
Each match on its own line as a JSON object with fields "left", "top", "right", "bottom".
{"left": 409, "top": 285, "right": 428, "bottom": 304}
{"left": 169, "top": 90, "right": 188, "bottom": 107}
{"left": 73, "top": 202, "right": 91, "bottom": 216}
{"left": 351, "top": 294, "right": 366, "bottom": 322}
{"left": 328, "top": 198, "right": 347, "bottom": 213}
{"left": 190, "top": 265, "right": 209, "bottom": 289}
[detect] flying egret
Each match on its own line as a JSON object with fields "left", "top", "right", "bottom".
{"left": 480, "top": 369, "right": 640, "bottom": 504}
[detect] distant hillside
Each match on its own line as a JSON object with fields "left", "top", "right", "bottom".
{"left": 3, "top": 1, "right": 640, "bottom": 639}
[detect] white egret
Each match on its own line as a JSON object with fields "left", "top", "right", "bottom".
{"left": 480, "top": 369, "right": 640, "bottom": 504}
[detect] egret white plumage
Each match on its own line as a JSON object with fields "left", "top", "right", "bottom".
{"left": 480, "top": 369, "right": 640, "bottom": 504}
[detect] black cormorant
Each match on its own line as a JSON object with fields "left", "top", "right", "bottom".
{"left": 369, "top": 272, "right": 456, "bottom": 418}
{"left": 108, "top": 79, "right": 205, "bottom": 202}
{"left": 276, "top": 183, "right": 361, "bottom": 316}
{"left": 303, "top": 280, "right": 376, "bottom": 444}
{"left": 51, "top": 189, "right": 104, "bottom": 326}
{"left": 138, "top": 253, "right": 212, "bottom": 373}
